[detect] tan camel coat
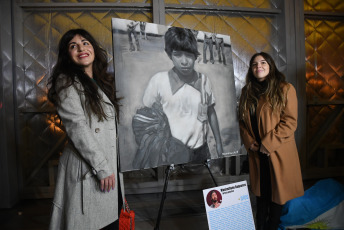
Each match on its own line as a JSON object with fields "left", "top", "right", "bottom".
{"left": 239, "top": 83, "right": 304, "bottom": 205}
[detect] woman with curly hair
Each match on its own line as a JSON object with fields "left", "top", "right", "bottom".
{"left": 48, "top": 29, "right": 124, "bottom": 230}
{"left": 239, "top": 52, "right": 304, "bottom": 230}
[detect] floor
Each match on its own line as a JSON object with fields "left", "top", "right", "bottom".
{"left": 0, "top": 178, "right": 342, "bottom": 230}
{"left": 0, "top": 190, "right": 211, "bottom": 230}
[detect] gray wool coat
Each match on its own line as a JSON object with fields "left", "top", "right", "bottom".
{"left": 49, "top": 75, "right": 125, "bottom": 230}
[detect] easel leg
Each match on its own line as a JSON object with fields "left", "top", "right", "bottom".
{"left": 204, "top": 160, "right": 218, "bottom": 187}
{"left": 154, "top": 164, "right": 174, "bottom": 230}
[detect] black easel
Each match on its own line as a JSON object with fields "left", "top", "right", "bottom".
{"left": 203, "top": 159, "right": 218, "bottom": 187}
{"left": 154, "top": 164, "right": 174, "bottom": 230}
{"left": 154, "top": 160, "right": 218, "bottom": 229}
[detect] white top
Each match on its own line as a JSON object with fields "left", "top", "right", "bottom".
{"left": 143, "top": 70, "right": 215, "bottom": 149}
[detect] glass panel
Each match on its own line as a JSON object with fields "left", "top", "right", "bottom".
{"left": 304, "top": 0, "right": 344, "bottom": 12}
{"left": 18, "top": 0, "right": 152, "bottom": 3}
{"left": 305, "top": 17, "right": 344, "bottom": 169}
{"left": 165, "top": 0, "right": 278, "bottom": 8}
{"left": 19, "top": 113, "right": 64, "bottom": 185}
{"left": 21, "top": 10, "right": 152, "bottom": 112}
{"left": 305, "top": 18, "right": 344, "bottom": 102}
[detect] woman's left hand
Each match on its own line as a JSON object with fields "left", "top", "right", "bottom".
{"left": 100, "top": 173, "right": 115, "bottom": 192}
{"left": 260, "top": 144, "right": 270, "bottom": 156}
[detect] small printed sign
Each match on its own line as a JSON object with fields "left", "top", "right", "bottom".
{"left": 203, "top": 180, "right": 255, "bottom": 230}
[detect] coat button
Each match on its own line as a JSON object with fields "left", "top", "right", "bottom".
{"left": 95, "top": 128, "right": 100, "bottom": 133}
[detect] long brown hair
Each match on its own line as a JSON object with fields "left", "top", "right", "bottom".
{"left": 47, "top": 29, "right": 121, "bottom": 121}
{"left": 239, "top": 52, "right": 287, "bottom": 121}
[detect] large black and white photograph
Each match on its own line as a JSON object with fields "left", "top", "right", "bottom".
{"left": 112, "top": 18, "right": 240, "bottom": 172}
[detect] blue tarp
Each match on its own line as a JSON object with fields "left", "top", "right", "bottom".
{"left": 279, "top": 178, "right": 344, "bottom": 229}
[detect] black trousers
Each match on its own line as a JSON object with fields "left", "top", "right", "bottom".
{"left": 256, "top": 153, "right": 283, "bottom": 230}
{"left": 101, "top": 219, "right": 119, "bottom": 230}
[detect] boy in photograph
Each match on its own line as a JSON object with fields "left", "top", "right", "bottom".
{"left": 141, "top": 27, "right": 223, "bottom": 164}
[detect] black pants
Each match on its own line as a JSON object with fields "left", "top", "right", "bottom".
{"left": 256, "top": 153, "right": 283, "bottom": 230}
{"left": 101, "top": 219, "right": 119, "bottom": 230}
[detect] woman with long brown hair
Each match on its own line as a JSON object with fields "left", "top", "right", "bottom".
{"left": 48, "top": 29, "right": 124, "bottom": 230}
{"left": 239, "top": 52, "right": 304, "bottom": 230}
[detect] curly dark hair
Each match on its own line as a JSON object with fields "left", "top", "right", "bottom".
{"left": 47, "top": 29, "right": 121, "bottom": 121}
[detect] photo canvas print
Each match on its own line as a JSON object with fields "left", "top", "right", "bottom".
{"left": 112, "top": 18, "right": 240, "bottom": 172}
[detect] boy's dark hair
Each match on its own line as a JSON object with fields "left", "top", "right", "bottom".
{"left": 164, "top": 27, "right": 200, "bottom": 59}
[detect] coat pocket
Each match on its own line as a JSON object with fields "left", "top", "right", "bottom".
{"left": 81, "top": 173, "right": 101, "bottom": 215}
{"left": 63, "top": 147, "right": 83, "bottom": 183}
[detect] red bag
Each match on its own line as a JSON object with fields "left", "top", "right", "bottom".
{"left": 119, "top": 200, "right": 135, "bottom": 230}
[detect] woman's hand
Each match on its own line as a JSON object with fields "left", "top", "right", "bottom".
{"left": 249, "top": 141, "right": 259, "bottom": 152}
{"left": 100, "top": 173, "right": 115, "bottom": 192}
{"left": 260, "top": 144, "right": 270, "bottom": 156}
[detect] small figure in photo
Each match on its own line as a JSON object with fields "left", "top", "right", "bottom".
{"left": 203, "top": 32, "right": 215, "bottom": 64}
{"left": 140, "top": 21, "right": 147, "bottom": 40}
{"left": 127, "top": 21, "right": 140, "bottom": 51}
{"left": 214, "top": 33, "right": 226, "bottom": 65}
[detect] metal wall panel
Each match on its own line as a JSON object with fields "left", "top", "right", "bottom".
{"left": 305, "top": 19, "right": 344, "bottom": 102}
{"left": 2, "top": 0, "right": 312, "bottom": 200}
{"left": 165, "top": 0, "right": 277, "bottom": 8}
{"left": 304, "top": 0, "right": 344, "bottom": 12}
{"left": 18, "top": 0, "right": 152, "bottom": 3}
{"left": 0, "top": 0, "right": 20, "bottom": 208}
{"left": 20, "top": 9, "right": 153, "bottom": 112}
{"left": 304, "top": 0, "right": 344, "bottom": 178}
